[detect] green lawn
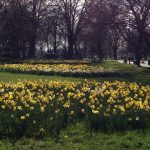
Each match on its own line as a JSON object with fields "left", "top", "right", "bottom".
{"left": 0, "top": 123, "right": 150, "bottom": 150}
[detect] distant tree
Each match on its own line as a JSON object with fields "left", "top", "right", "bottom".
{"left": 81, "top": 0, "right": 121, "bottom": 60}
{"left": 0, "top": 0, "right": 29, "bottom": 59}
{"left": 26, "top": 0, "right": 50, "bottom": 58}
{"left": 121, "top": 0, "right": 150, "bottom": 66}
{"left": 52, "top": 0, "right": 89, "bottom": 58}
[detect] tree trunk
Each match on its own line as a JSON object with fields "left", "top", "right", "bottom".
{"left": 135, "top": 33, "right": 143, "bottom": 66}
{"left": 75, "top": 42, "right": 79, "bottom": 58}
{"left": 67, "top": 38, "right": 74, "bottom": 59}
{"left": 53, "top": 23, "right": 57, "bottom": 54}
{"left": 12, "top": 43, "right": 20, "bottom": 59}
{"left": 113, "top": 46, "right": 117, "bottom": 60}
{"left": 98, "top": 43, "right": 102, "bottom": 61}
{"left": 28, "top": 38, "right": 36, "bottom": 58}
{"left": 21, "top": 41, "right": 26, "bottom": 60}
{"left": 54, "top": 39, "right": 57, "bottom": 54}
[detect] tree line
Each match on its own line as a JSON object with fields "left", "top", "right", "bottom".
{"left": 0, "top": 0, "right": 150, "bottom": 65}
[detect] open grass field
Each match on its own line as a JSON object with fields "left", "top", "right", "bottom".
{"left": 0, "top": 61, "right": 149, "bottom": 150}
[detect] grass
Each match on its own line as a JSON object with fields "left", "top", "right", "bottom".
{"left": 0, "top": 61, "right": 149, "bottom": 149}
{"left": 0, "top": 123, "right": 150, "bottom": 150}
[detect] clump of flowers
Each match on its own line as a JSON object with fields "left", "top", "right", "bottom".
{"left": 0, "top": 80, "right": 149, "bottom": 138}
{"left": 0, "top": 63, "right": 117, "bottom": 77}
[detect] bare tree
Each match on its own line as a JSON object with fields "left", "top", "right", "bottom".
{"left": 52, "top": 0, "right": 89, "bottom": 58}
{"left": 26, "top": 0, "right": 50, "bottom": 58}
{"left": 121, "top": 0, "right": 150, "bottom": 65}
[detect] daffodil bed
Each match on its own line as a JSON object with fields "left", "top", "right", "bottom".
{"left": 0, "top": 80, "right": 150, "bottom": 138}
{"left": 0, "top": 59, "right": 92, "bottom": 65}
{"left": 0, "top": 64, "right": 118, "bottom": 77}
{"left": 23, "top": 59, "right": 92, "bottom": 65}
